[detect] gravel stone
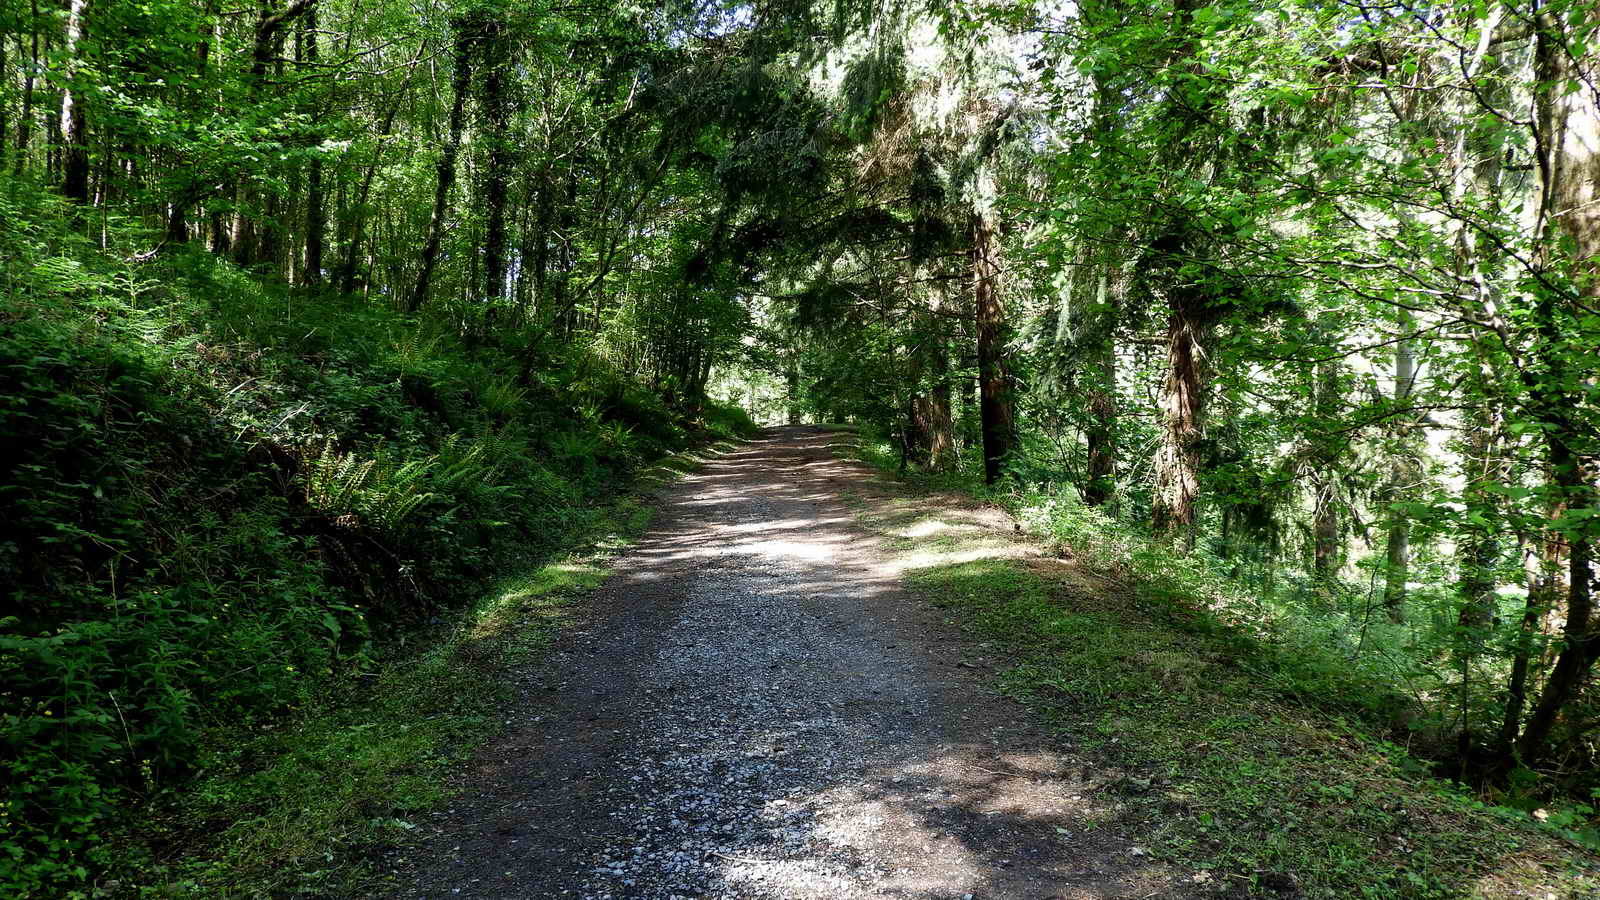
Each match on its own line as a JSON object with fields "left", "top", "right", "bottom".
{"left": 400, "top": 427, "right": 1190, "bottom": 899}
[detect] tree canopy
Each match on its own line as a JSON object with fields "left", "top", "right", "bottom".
{"left": 4, "top": 0, "right": 1600, "bottom": 892}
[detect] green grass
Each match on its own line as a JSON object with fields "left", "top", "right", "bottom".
{"left": 835, "top": 459, "right": 1600, "bottom": 898}
{"left": 110, "top": 445, "right": 725, "bottom": 897}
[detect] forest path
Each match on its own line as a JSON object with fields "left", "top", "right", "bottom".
{"left": 401, "top": 426, "right": 1183, "bottom": 899}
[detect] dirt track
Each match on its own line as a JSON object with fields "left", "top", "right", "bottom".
{"left": 401, "top": 426, "right": 1183, "bottom": 899}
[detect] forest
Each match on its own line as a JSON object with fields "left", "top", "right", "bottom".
{"left": 2, "top": 0, "right": 1599, "bottom": 895}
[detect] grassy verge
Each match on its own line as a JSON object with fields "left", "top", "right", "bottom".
{"left": 839, "top": 440, "right": 1600, "bottom": 899}
{"left": 111, "top": 443, "right": 731, "bottom": 897}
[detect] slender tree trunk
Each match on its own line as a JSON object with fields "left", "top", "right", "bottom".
{"left": 1498, "top": 503, "right": 1565, "bottom": 762}
{"left": 1506, "top": 23, "right": 1600, "bottom": 770}
{"left": 531, "top": 165, "right": 553, "bottom": 314}
{"left": 339, "top": 102, "right": 400, "bottom": 293}
{"left": 408, "top": 21, "right": 473, "bottom": 314}
{"left": 58, "top": 0, "right": 90, "bottom": 204}
{"left": 1083, "top": 263, "right": 1118, "bottom": 507}
{"left": 300, "top": 6, "right": 324, "bottom": 287}
{"left": 785, "top": 350, "right": 801, "bottom": 425}
{"left": 480, "top": 18, "right": 512, "bottom": 306}
{"left": 234, "top": 0, "right": 317, "bottom": 268}
{"left": 1312, "top": 357, "right": 1342, "bottom": 584}
{"left": 1452, "top": 384, "right": 1504, "bottom": 772}
{"left": 1457, "top": 403, "right": 1503, "bottom": 632}
{"left": 1382, "top": 311, "right": 1418, "bottom": 621}
{"left": 927, "top": 335, "right": 955, "bottom": 470}
{"left": 1516, "top": 444, "right": 1596, "bottom": 767}
{"left": 972, "top": 204, "right": 1014, "bottom": 485}
{"left": 14, "top": 0, "right": 38, "bottom": 178}
{"left": 513, "top": 196, "right": 535, "bottom": 315}
{"left": 164, "top": 1, "right": 218, "bottom": 247}
{"left": 1, "top": 38, "right": 10, "bottom": 163}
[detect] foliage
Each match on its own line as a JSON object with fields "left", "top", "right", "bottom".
{"left": 8, "top": 0, "right": 1600, "bottom": 890}
{"left": 0, "top": 186, "right": 754, "bottom": 893}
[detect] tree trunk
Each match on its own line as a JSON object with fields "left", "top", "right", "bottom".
{"left": 234, "top": 0, "right": 316, "bottom": 268}
{"left": 1081, "top": 262, "right": 1120, "bottom": 509}
{"left": 1510, "top": 23, "right": 1600, "bottom": 769}
{"left": 58, "top": 0, "right": 90, "bottom": 204}
{"left": 785, "top": 351, "right": 801, "bottom": 425}
{"left": 407, "top": 20, "right": 474, "bottom": 314}
{"left": 300, "top": 6, "right": 324, "bottom": 287}
{"left": 14, "top": 0, "right": 38, "bottom": 178}
{"left": 480, "top": 16, "right": 511, "bottom": 305}
{"left": 926, "top": 334, "right": 955, "bottom": 471}
{"left": 1311, "top": 357, "right": 1342, "bottom": 584}
{"left": 972, "top": 204, "right": 1014, "bottom": 485}
{"left": 338, "top": 103, "right": 399, "bottom": 293}
{"left": 1382, "top": 311, "right": 1418, "bottom": 621}
{"left": 1498, "top": 511, "right": 1565, "bottom": 762}
{"left": 1516, "top": 460, "right": 1596, "bottom": 767}
{"left": 1457, "top": 405, "right": 1503, "bottom": 632}
{"left": 1151, "top": 291, "right": 1208, "bottom": 545}
{"left": 1, "top": 37, "right": 10, "bottom": 163}
{"left": 527, "top": 165, "right": 554, "bottom": 318}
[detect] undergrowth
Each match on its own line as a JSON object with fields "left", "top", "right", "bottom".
{"left": 844, "top": 431, "right": 1600, "bottom": 898}
{"left": 0, "top": 185, "right": 757, "bottom": 896}
{"left": 114, "top": 448, "right": 724, "bottom": 896}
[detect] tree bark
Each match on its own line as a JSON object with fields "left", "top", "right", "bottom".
{"left": 785, "top": 350, "right": 802, "bottom": 425}
{"left": 479, "top": 16, "right": 512, "bottom": 305}
{"left": 926, "top": 335, "right": 955, "bottom": 471}
{"left": 972, "top": 205, "right": 1014, "bottom": 485}
{"left": 58, "top": 0, "right": 90, "bottom": 204}
{"left": 1515, "top": 437, "right": 1596, "bottom": 767}
{"left": 1, "top": 37, "right": 10, "bottom": 164}
{"left": 234, "top": 0, "right": 316, "bottom": 268}
{"left": 338, "top": 102, "right": 400, "bottom": 294}
{"left": 1151, "top": 291, "right": 1208, "bottom": 545}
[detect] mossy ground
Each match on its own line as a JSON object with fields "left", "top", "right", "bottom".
{"left": 840, "top": 441, "right": 1600, "bottom": 899}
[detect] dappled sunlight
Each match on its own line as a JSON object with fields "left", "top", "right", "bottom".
{"left": 701, "top": 721, "right": 1159, "bottom": 900}
{"left": 465, "top": 562, "right": 596, "bottom": 642}
{"left": 723, "top": 518, "right": 846, "bottom": 535}
{"left": 887, "top": 541, "right": 1038, "bottom": 577}
{"left": 741, "top": 538, "right": 836, "bottom": 562}
{"left": 897, "top": 517, "right": 954, "bottom": 538}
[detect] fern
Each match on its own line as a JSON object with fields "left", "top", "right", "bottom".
{"left": 389, "top": 325, "right": 444, "bottom": 374}
{"left": 361, "top": 451, "right": 433, "bottom": 534}
{"left": 473, "top": 374, "right": 528, "bottom": 420}
{"left": 299, "top": 441, "right": 433, "bottom": 535}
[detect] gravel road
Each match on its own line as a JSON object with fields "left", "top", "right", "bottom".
{"left": 402, "top": 426, "right": 1182, "bottom": 899}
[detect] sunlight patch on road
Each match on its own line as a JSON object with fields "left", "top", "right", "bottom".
{"left": 897, "top": 517, "right": 953, "bottom": 538}
{"left": 741, "top": 539, "right": 835, "bottom": 562}
{"left": 724, "top": 518, "right": 829, "bottom": 535}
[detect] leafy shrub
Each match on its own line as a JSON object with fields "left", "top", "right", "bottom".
{"left": 0, "top": 313, "right": 354, "bottom": 894}
{"left": 700, "top": 402, "right": 759, "bottom": 441}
